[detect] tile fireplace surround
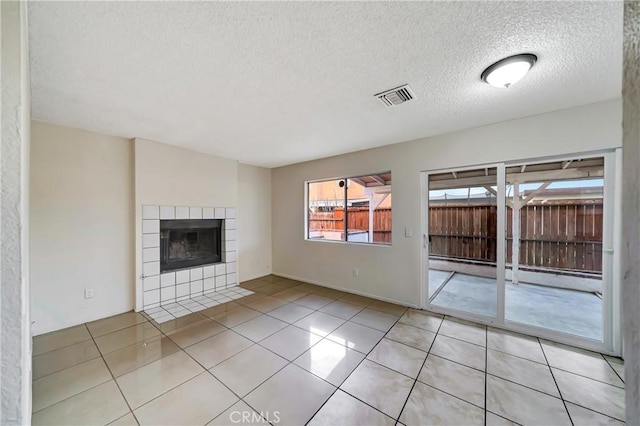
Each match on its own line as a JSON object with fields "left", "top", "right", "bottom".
{"left": 141, "top": 205, "right": 238, "bottom": 314}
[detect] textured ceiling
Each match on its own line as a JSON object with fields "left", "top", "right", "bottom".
{"left": 28, "top": 2, "right": 622, "bottom": 168}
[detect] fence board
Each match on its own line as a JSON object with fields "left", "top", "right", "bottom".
{"left": 425, "top": 201, "right": 603, "bottom": 273}
{"left": 309, "top": 200, "right": 602, "bottom": 273}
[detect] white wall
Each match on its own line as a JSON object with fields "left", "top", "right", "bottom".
{"left": 134, "top": 138, "right": 238, "bottom": 310}
{"left": 1, "top": 1, "right": 32, "bottom": 422}
{"left": 30, "top": 121, "right": 135, "bottom": 335}
{"left": 272, "top": 100, "right": 623, "bottom": 307}
{"left": 238, "top": 164, "right": 272, "bottom": 281}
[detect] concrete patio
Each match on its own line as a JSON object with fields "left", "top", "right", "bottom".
{"left": 428, "top": 270, "right": 602, "bottom": 341}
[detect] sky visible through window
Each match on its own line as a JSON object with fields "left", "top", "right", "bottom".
{"left": 430, "top": 179, "right": 603, "bottom": 198}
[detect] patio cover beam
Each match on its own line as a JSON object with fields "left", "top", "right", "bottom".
{"left": 370, "top": 175, "right": 386, "bottom": 185}
{"left": 522, "top": 182, "right": 552, "bottom": 204}
{"left": 350, "top": 177, "right": 367, "bottom": 187}
{"left": 430, "top": 166, "right": 603, "bottom": 190}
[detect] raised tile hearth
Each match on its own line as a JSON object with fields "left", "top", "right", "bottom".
{"left": 144, "top": 287, "right": 254, "bottom": 323}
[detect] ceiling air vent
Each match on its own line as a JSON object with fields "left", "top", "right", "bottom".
{"left": 375, "top": 84, "right": 415, "bottom": 107}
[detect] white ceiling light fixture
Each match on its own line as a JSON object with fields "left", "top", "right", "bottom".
{"left": 481, "top": 54, "right": 537, "bottom": 88}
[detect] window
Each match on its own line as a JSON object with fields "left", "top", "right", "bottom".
{"left": 307, "top": 172, "right": 391, "bottom": 245}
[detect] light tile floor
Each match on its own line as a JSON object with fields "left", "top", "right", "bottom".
{"left": 32, "top": 275, "right": 626, "bottom": 425}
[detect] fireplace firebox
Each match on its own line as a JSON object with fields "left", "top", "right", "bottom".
{"left": 160, "top": 219, "right": 222, "bottom": 272}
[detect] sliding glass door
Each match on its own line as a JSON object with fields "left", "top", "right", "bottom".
{"left": 426, "top": 166, "right": 502, "bottom": 320}
{"left": 504, "top": 157, "right": 606, "bottom": 341}
{"left": 423, "top": 153, "right": 616, "bottom": 352}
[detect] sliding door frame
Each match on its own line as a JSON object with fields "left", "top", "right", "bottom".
{"left": 421, "top": 149, "right": 620, "bottom": 356}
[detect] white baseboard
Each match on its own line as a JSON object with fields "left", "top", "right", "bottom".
{"left": 271, "top": 272, "right": 419, "bottom": 310}
{"left": 239, "top": 271, "right": 273, "bottom": 283}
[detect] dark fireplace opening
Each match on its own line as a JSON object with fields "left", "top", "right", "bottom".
{"left": 160, "top": 219, "right": 222, "bottom": 272}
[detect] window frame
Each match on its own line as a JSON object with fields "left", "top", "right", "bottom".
{"left": 305, "top": 172, "right": 392, "bottom": 246}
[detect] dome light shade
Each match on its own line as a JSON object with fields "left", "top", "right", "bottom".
{"left": 481, "top": 54, "right": 537, "bottom": 88}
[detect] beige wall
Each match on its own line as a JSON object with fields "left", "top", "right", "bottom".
{"left": 134, "top": 138, "right": 239, "bottom": 310}
{"left": 31, "top": 130, "right": 273, "bottom": 333}
{"left": 134, "top": 138, "right": 238, "bottom": 207}
{"left": 238, "top": 164, "right": 272, "bottom": 281}
{"left": 272, "top": 100, "right": 623, "bottom": 307}
{"left": 30, "top": 121, "right": 135, "bottom": 335}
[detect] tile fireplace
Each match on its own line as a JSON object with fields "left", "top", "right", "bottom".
{"left": 140, "top": 205, "right": 238, "bottom": 312}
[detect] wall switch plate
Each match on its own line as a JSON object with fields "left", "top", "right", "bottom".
{"left": 405, "top": 227, "right": 413, "bottom": 237}
{"left": 353, "top": 268, "right": 359, "bottom": 277}
{"left": 84, "top": 288, "right": 95, "bottom": 299}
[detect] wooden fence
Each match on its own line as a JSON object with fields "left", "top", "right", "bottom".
{"left": 309, "top": 207, "right": 392, "bottom": 243}
{"left": 429, "top": 201, "right": 603, "bottom": 273}
{"left": 310, "top": 201, "right": 604, "bottom": 273}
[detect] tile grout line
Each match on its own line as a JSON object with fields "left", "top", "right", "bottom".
{"left": 484, "top": 319, "right": 488, "bottom": 426}
{"left": 86, "top": 322, "right": 141, "bottom": 425}
{"left": 484, "top": 372, "right": 566, "bottom": 401}
{"left": 544, "top": 365, "right": 626, "bottom": 390}
{"left": 393, "top": 312, "right": 446, "bottom": 424}
{"left": 417, "top": 381, "right": 487, "bottom": 412}
{"left": 539, "top": 337, "right": 575, "bottom": 426}
{"left": 31, "top": 349, "right": 102, "bottom": 382}
{"left": 484, "top": 344, "right": 549, "bottom": 366}
{"left": 434, "top": 330, "right": 488, "bottom": 349}
{"left": 31, "top": 380, "right": 116, "bottom": 417}
{"left": 31, "top": 335, "right": 94, "bottom": 359}
{"left": 600, "top": 353, "right": 625, "bottom": 384}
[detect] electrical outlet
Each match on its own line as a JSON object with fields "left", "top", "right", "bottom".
{"left": 352, "top": 268, "right": 359, "bottom": 277}
{"left": 84, "top": 288, "right": 95, "bottom": 299}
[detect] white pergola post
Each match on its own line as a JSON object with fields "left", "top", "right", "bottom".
{"left": 368, "top": 193, "right": 374, "bottom": 243}
{"left": 512, "top": 181, "right": 520, "bottom": 285}
{"left": 366, "top": 192, "right": 389, "bottom": 243}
